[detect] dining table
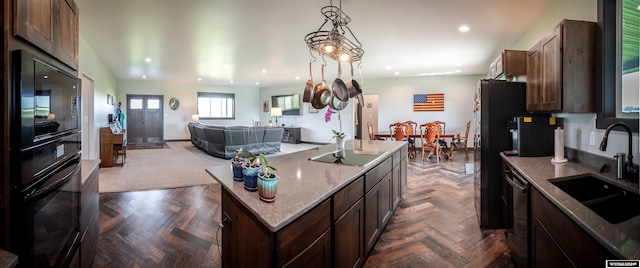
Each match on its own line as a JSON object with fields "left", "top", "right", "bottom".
{"left": 374, "top": 132, "right": 459, "bottom": 160}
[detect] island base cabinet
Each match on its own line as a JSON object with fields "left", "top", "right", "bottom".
{"left": 221, "top": 189, "right": 331, "bottom": 268}
{"left": 364, "top": 172, "right": 392, "bottom": 255}
{"left": 221, "top": 189, "right": 273, "bottom": 268}
{"left": 282, "top": 229, "right": 331, "bottom": 268}
{"left": 335, "top": 198, "right": 364, "bottom": 268}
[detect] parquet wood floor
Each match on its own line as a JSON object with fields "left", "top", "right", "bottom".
{"left": 93, "top": 151, "right": 514, "bottom": 268}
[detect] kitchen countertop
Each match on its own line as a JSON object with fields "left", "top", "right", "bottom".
{"left": 81, "top": 159, "right": 101, "bottom": 185}
{"left": 501, "top": 153, "right": 640, "bottom": 259}
{"left": 206, "top": 140, "right": 406, "bottom": 232}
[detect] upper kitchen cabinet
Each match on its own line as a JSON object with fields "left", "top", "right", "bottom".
{"left": 489, "top": 50, "right": 527, "bottom": 80}
{"left": 14, "top": 0, "right": 79, "bottom": 70}
{"left": 526, "top": 20, "right": 596, "bottom": 113}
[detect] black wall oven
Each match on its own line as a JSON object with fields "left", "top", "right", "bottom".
{"left": 10, "top": 49, "right": 82, "bottom": 267}
{"left": 12, "top": 49, "right": 80, "bottom": 149}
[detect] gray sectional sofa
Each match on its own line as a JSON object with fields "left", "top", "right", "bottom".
{"left": 187, "top": 122, "right": 285, "bottom": 159}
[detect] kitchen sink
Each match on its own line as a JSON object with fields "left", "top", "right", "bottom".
{"left": 549, "top": 174, "right": 640, "bottom": 224}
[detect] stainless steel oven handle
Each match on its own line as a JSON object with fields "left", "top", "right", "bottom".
{"left": 505, "top": 166, "right": 527, "bottom": 193}
{"left": 24, "top": 159, "right": 80, "bottom": 202}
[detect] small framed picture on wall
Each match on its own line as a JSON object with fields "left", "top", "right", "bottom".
{"left": 263, "top": 100, "right": 270, "bottom": 113}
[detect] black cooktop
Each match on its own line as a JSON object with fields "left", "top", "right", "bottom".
{"left": 309, "top": 149, "right": 386, "bottom": 166}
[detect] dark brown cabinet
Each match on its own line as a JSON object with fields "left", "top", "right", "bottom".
{"left": 333, "top": 176, "right": 364, "bottom": 268}
{"left": 364, "top": 171, "right": 392, "bottom": 255}
{"left": 526, "top": 20, "right": 596, "bottom": 112}
{"left": 391, "top": 150, "right": 406, "bottom": 210}
{"left": 530, "top": 187, "right": 615, "bottom": 267}
{"left": 489, "top": 50, "right": 527, "bottom": 80}
{"left": 222, "top": 189, "right": 331, "bottom": 268}
{"left": 282, "top": 127, "right": 301, "bottom": 144}
{"left": 531, "top": 214, "right": 574, "bottom": 267}
{"left": 334, "top": 198, "right": 364, "bottom": 268}
{"left": 14, "top": 0, "right": 79, "bottom": 70}
{"left": 80, "top": 164, "right": 99, "bottom": 267}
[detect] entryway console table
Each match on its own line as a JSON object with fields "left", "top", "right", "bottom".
{"left": 99, "top": 127, "right": 126, "bottom": 167}
{"left": 281, "top": 127, "right": 301, "bottom": 144}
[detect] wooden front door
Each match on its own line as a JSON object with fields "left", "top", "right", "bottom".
{"left": 126, "top": 94, "right": 164, "bottom": 144}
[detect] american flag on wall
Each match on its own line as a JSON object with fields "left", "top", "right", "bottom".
{"left": 413, "top": 93, "right": 444, "bottom": 111}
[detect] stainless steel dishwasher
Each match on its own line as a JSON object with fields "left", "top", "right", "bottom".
{"left": 504, "top": 162, "right": 529, "bottom": 267}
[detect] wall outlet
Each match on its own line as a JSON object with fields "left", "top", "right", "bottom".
{"left": 590, "top": 132, "right": 595, "bottom": 146}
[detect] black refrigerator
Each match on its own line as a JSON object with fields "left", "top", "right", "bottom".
{"left": 473, "top": 79, "right": 526, "bottom": 228}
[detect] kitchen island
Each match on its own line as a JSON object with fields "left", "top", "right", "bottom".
{"left": 501, "top": 153, "right": 640, "bottom": 264}
{"left": 206, "top": 140, "right": 407, "bottom": 267}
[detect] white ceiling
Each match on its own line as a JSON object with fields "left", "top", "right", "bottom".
{"left": 77, "top": 0, "right": 554, "bottom": 87}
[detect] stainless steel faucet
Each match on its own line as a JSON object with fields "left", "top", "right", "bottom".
{"left": 599, "top": 122, "right": 638, "bottom": 183}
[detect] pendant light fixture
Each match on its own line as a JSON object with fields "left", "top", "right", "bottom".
{"left": 304, "top": 0, "right": 364, "bottom": 62}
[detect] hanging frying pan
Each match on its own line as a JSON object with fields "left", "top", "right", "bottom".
{"left": 329, "top": 95, "right": 349, "bottom": 111}
{"left": 332, "top": 62, "right": 349, "bottom": 102}
{"left": 345, "top": 61, "right": 362, "bottom": 101}
{"left": 303, "top": 61, "right": 314, "bottom": 102}
{"left": 311, "top": 64, "right": 332, "bottom": 109}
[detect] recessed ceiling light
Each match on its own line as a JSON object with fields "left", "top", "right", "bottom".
{"left": 144, "top": 58, "right": 151, "bottom": 63}
{"left": 230, "top": 80, "right": 234, "bottom": 84}
{"left": 256, "top": 82, "right": 260, "bottom": 85}
{"left": 459, "top": 25, "right": 470, "bottom": 32}
{"left": 456, "top": 69, "right": 461, "bottom": 73}
{"left": 295, "top": 76, "right": 300, "bottom": 80}
{"left": 197, "top": 78, "right": 202, "bottom": 82}
{"left": 262, "top": 69, "right": 267, "bottom": 74}
{"left": 142, "top": 75, "right": 147, "bottom": 79}
{"left": 394, "top": 72, "right": 400, "bottom": 76}
{"left": 386, "top": 65, "right": 393, "bottom": 70}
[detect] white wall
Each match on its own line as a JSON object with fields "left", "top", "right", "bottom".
{"left": 260, "top": 74, "right": 482, "bottom": 143}
{"left": 78, "top": 36, "right": 118, "bottom": 160}
{"left": 511, "top": 0, "right": 638, "bottom": 164}
{"left": 116, "top": 80, "right": 260, "bottom": 140}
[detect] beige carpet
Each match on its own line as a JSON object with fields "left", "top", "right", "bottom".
{"left": 98, "top": 141, "right": 319, "bottom": 193}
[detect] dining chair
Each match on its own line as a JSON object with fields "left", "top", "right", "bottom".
{"left": 367, "top": 121, "right": 385, "bottom": 140}
{"left": 389, "top": 122, "right": 414, "bottom": 158}
{"left": 403, "top": 121, "right": 418, "bottom": 158}
{"left": 389, "top": 123, "right": 408, "bottom": 141}
{"left": 451, "top": 121, "right": 471, "bottom": 161}
{"left": 419, "top": 122, "right": 441, "bottom": 163}
{"left": 432, "top": 120, "right": 449, "bottom": 149}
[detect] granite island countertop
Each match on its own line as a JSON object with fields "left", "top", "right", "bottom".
{"left": 501, "top": 153, "right": 640, "bottom": 260}
{"left": 206, "top": 140, "right": 406, "bottom": 232}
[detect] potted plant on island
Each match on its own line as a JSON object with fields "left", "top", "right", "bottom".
{"left": 231, "top": 148, "right": 246, "bottom": 181}
{"left": 242, "top": 153, "right": 261, "bottom": 192}
{"left": 257, "top": 154, "right": 279, "bottom": 202}
{"left": 326, "top": 107, "right": 347, "bottom": 149}
{"left": 331, "top": 129, "right": 347, "bottom": 149}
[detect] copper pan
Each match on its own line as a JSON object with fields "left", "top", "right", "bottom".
{"left": 311, "top": 64, "right": 332, "bottom": 109}
{"left": 302, "top": 61, "right": 314, "bottom": 102}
